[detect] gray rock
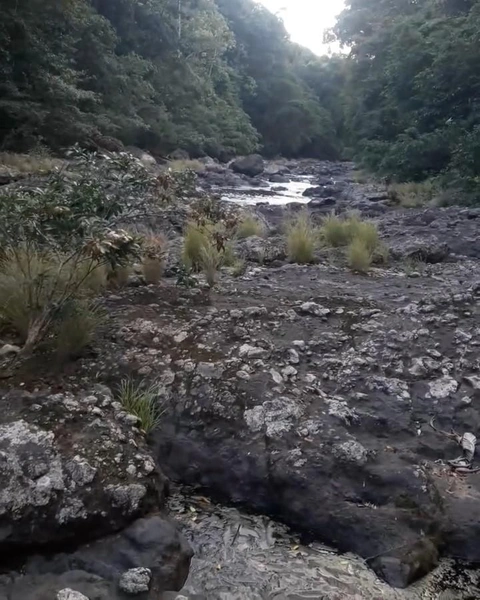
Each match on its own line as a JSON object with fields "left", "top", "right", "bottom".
{"left": 118, "top": 567, "right": 151, "bottom": 594}
{"left": 230, "top": 155, "right": 265, "bottom": 177}
{"left": 0, "top": 344, "right": 21, "bottom": 356}
{"left": 57, "top": 589, "right": 90, "bottom": 600}
{"left": 298, "top": 302, "right": 331, "bottom": 317}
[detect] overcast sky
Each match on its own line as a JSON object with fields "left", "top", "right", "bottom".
{"left": 258, "top": 0, "right": 345, "bottom": 55}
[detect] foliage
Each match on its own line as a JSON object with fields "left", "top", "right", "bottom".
{"left": 0, "top": 152, "right": 63, "bottom": 174}
{"left": 168, "top": 159, "right": 205, "bottom": 173}
{"left": 0, "top": 0, "right": 341, "bottom": 159}
{"left": 346, "top": 238, "right": 372, "bottom": 273}
{"left": 182, "top": 223, "right": 211, "bottom": 271}
{"left": 286, "top": 212, "right": 316, "bottom": 264}
{"left": 334, "top": 0, "right": 480, "bottom": 203}
{"left": 0, "top": 247, "right": 103, "bottom": 352}
{"left": 388, "top": 181, "right": 438, "bottom": 208}
{"left": 54, "top": 300, "right": 103, "bottom": 359}
{"left": 0, "top": 149, "right": 156, "bottom": 353}
{"left": 117, "top": 378, "right": 165, "bottom": 434}
{"left": 236, "top": 215, "right": 265, "bottom": 239}
{"left": 199, "top": 243, "right": 222, "bottom": 287}
{"left": 320, "top": 213, "right": 380, "bottom": 253}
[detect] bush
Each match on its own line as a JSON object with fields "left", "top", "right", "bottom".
{"left": 117, "top": 378, "right": 165, "bottom": 434}
{"left": 320, "top": 213, "right": 380, "bottom": 253}
{"left": 236, "top": 215, "right": 265, "bottom": 239}
{"left": 347, "top": 238, "right": 372, "bottom": 273}
{"left": 182, "top": 223, "right": 210, "bottom": 270}
{"left": 199, "top": 243, "right": 222, "bottom": 287}
{"left": 287, "top": 212, "right": 316, "bottom": 264}
{"left": 0, "top": 247, "right": 105, "bottom": 350}
{"left": 141, "top": 231, "right": 166, "bottom": 284}
{"left": 54, "top": 300, "right": 103, "bottom": 359}
{"left": 320, "top": 213, "right": 351, "bottom": 247}
{"left": 168, "top": 159, "right": 205, "bottom": 173}
{"left": 0, "top": 152, "right": 63, "bottom": 174}
{"left": 231, "top": 259, "right": 246, "bottom": 277}
{"left": 388, "top": 181, "right": 437, "bottom": 207}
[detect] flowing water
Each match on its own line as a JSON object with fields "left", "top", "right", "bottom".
{"left": 220, "top": 177, "right": 315, "bottom": 206}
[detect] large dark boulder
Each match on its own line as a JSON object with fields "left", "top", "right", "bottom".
{"left": 2, "top": 516, "right": 192, "bottom": 599}
{"left": 230, "top": 155, "right": 265, "bottom": 177}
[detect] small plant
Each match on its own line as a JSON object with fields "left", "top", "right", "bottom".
{"left": 141, "top": 232, "right": 166, "bottom": 284}
{"left": 347, "top": 238, "right": 372, "bottom": 273}
{"left": 220, "top": 243, "right": 237, "bottom": 267}
{"left": 287, "top": 212, "right": 316, "bottom": 264}
{"left": 231, "top": 259, "right": 246, "bottom": 277}
{"left": 320, "top": 213, "right": 380, "bottom": 254}
{"left": 107, "top": 265, "right": 132, "bottom": 288}
{"left": 182, "top": 223, "right": 210, "bottom": 270}
{"left": 175, "top": 265, "right": 197, "bottom": 288}
{"left": 199, "top": 242, "right": 221, "bottom": 287}
{"left": 373, "top": 242, "right": 390, "bottom": 265}
{"left": 54, "top": 300, "right": 103, "bottom": 359}
{"left": 320, "top": 213, "right": 351, "bottom": 247}
{"left": 0, "top": 248, "right": 106, "bottom": 349}
{"left": 117, "top": 378, "right": 165, "bottom": 434}
{"left": 236, "top": 215, "right": 265, "bottom": 239}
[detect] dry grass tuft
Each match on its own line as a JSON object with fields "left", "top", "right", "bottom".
{"left": 236, "top": 215, "right": 265, "bottom": 239}
{"left": 347, "top": 238, "right": 372, "bottom": 273}
{"left": 0, "top": 152, "right": 63, "bottom": 175}
{"left": 168, "top": 159, "right": 205, "bottom": 173}
{"left": 388, "top": 181, "right": 437, "bottom": 208}
{"left": 286, "top": 212, "right": 316, "bottom": 264}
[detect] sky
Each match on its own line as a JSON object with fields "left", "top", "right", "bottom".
{"left": 258, "top": 0, "right": 345, "bottom": 55}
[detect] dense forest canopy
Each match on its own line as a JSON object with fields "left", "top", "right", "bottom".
{"left": 334, "top": 0, "right": 480, "bottom": 202}
{"left": 1, "top": 0, "right": 480, "bottom": 202}
{"left": 0, "top": 0, "right": 341, "bottom": 160}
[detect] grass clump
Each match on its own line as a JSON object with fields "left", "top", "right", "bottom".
{"left": 182, "top": 223, "right": 210, "bottom": 271}
{"left": 321, "top": 213, "right": 351, "bottom": 247}
{"left": 168, "top": 159, "right": 205, "bottom": 173}
{"left": 0, "top": 152, "right": 62, "bottom": 175}
{"left": 54, "top": 300, "right": 103, "bottom": 359}
{"left": 286, "top": 212, "right": 316, "bottom": 264}
{"left": 0, "top": 248, "right": 105, "bottom": 352}
{"left": 388, "top": 181, "right": 437, "bottom": 208}
{"left": 236, "top": 215, "right": 265, "bottom": 239}
{"left": 117, "top": 378, "right": 165, "bottom": 434}
{"left": 199, "top": 243, "right": 221, "bottom": 287}
{"left": 347, "top": 238, "right": 372, "bottom": 273}
{"left": 141, "top": 232, "right": 166, "bottom": 284}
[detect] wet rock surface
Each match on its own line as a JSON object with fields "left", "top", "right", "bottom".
{"left": 3, "top": 158, "right": 480, "bottom": 597}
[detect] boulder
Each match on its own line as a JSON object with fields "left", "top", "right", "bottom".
{"left": 0, "top": 387, "right": 165, "bottom": 554}
{"left": 234, "top": 236, "right": 286, "bottom": 264}
{"left": 1, "top": 516, "right": 192, "bottom": 599}
{"left": 389, "top": 237, "right": 450, "bottom": 263}
{"left": 230, "top": 155, "right": 265, "bottom": 177}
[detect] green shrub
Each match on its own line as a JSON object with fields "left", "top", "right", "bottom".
{"left": 0, "top": 247, "right": 105, "bottom": 350}
{"left": 168, "top": 159, "right": 205, "bottom": 173}
{"left": 199, "top": 243, "right": 221, "bottom": 287}
{"left": 231, "top": 259, "right": 246, "bottom": 277}
{"left": 347, "top": 238, "right": 372, "bottom": 273}
{"left": 287, "top": 212, "right": 316, "bottom": 264}
{"left": 182, "top": 223, "right": 210, "bottom": 270}
{"left": 55, "top": 300, "right": 103, "bottom": 359}
{"left": 236, "top": 215, "right": 265, "bottom": 239}
{"left": 388, "top": 181, "right": 437, "bottom": 207}
{"left": 320, "top": 213, "right": 351, "bottom": 247}
{"left": 117, "top": 379, "right": 165, "bottom": 434}
{"left": 320, "top": 213, "right": 380, "bottom": 253}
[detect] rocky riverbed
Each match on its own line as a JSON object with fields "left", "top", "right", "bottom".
{"left": 1, "top": 155, "right": 480, "bottom": 599}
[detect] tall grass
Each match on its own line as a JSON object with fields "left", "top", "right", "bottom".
{"left": 388, "top": 181, "right": 437, "bottom": 208}
{"left": 182, "top": 223, "right": 210, "bottom": 270}
{"left": 236, "top": 215, "right": 265, "bottom": 239}
{"left": 168, "top": 159, "right": 205, "bottom": 173}
{"left": 0, "top": 152, "right": 62, "bottom": 174}
{"left": 347, "top": 239, "right": 372, "bottom": 273}
{"left": 117, "top": 378, "right": 165, "bottom": 433}
{"left": 286, "top": 212, "right": 316, "bottom": 264}
{"left": 0, "top": 247, "right": 104, "bottom": 352}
